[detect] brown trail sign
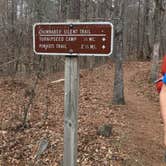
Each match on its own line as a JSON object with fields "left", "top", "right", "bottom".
{"left": 33, "top": 21, "right": 114, "bottom": 166}
{"left": 33, "top": 22, "right": 113, "bottom": 56}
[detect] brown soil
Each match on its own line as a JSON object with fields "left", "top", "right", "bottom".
{"left": 0, "top": 61, "right": 165, "bottom": 166}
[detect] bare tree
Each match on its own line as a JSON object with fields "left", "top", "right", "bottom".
{"left": 112, "top": 0, "right": 125, "bottom": 105}
{"left": 142, "top": 0, "right": 154, "bottom": 59}
{"left": 1, "top": 0, "right": 166, "bottom": 75}
{"left": 150, "top": 0, "right": 165, "bottom": 82}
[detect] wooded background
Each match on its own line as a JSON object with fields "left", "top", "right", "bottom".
{"left": 0, "top": 0, "right": 166, "bottom": 75}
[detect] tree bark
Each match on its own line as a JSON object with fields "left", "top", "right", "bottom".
{"left": 112, "top": 0, "right": 125, "bottom": 105}
{"left": 150, "top": 0, "right": 164, "bottom": 82}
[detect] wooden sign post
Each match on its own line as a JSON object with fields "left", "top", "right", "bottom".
{"left": 64, "top": 56, "right": 79, "bottom": 166}
{"left": 33, "top": 22, "right": 113, "bottom": 166}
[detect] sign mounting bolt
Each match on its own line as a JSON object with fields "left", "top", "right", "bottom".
{"left": 69, "top": 24, "right": 73, "bottom": 28}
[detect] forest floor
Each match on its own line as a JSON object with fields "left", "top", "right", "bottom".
{"left": 0, "top": 60, "right": 166, "bottom": 166}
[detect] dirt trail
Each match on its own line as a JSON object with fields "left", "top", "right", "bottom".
{"left": 1, "top": 61, "right": 166, "bottom": 166}
{"left": 123, "top": 62, "right": 165, "bottom": 166}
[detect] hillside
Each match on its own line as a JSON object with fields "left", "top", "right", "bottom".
{"left": 0, "top": 61, "right": 165, "bottom": 166}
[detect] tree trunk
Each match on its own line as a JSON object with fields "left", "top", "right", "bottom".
{"left": 112, "top": 0, "right": 125, "bottom": 105}
{"left": 142, "top": 0, "right": 153, "bottom": 59}
{"left": 151, "top": 42, "right": 160, "bottom": 81}
{"left": 112, "top": 52, "right": 125, "bottom": 105}
{"left": 150, "top": 0, "right": 164, "bottom": 82}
